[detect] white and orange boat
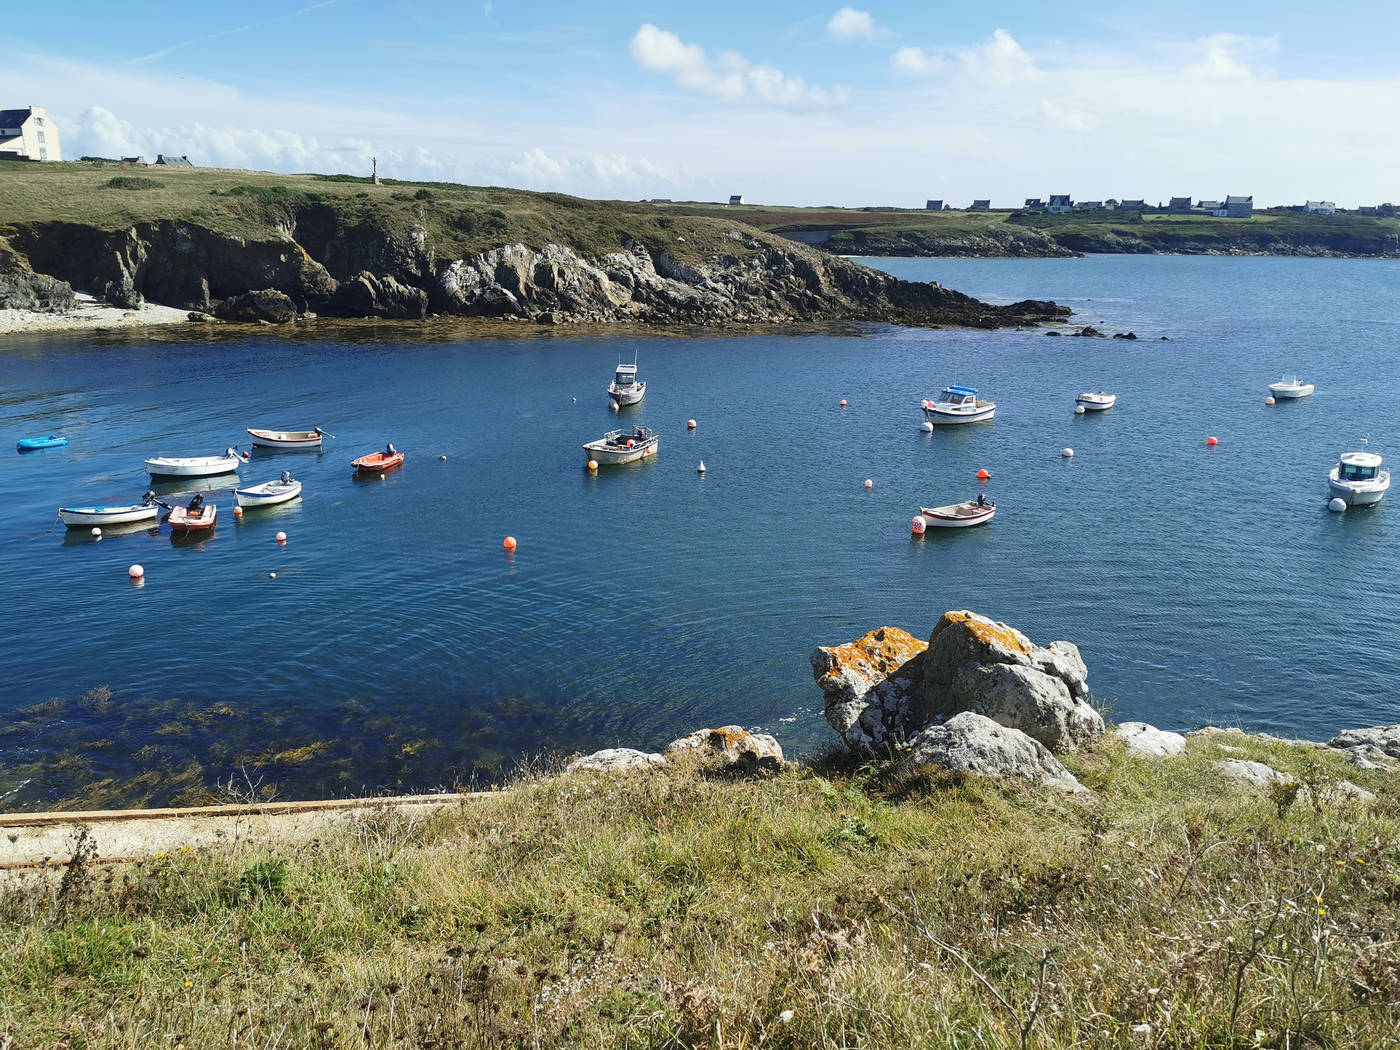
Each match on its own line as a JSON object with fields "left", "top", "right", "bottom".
{"left": 916, "top": 499, "right": 996, "bottom": 528}
{"left": 168, "top": 494, "right": 217, "bottom": 533}
{"left": 352, "top": 446, "right": 404, "bottom": 475}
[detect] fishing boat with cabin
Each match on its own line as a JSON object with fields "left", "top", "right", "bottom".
{"left": 921, "top": 386, "right": 996, "bottom": 425}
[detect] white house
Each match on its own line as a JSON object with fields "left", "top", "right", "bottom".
{"left": 0, "top": 105, "right": 61, "bottom": 161}
{"left": 1305, "top": 200, "right": 1336, "bottom": 215}
{"left": 1047, "top": 194, "right": 1073, "bottom": 214}
{"left": 728, "top": 194, "right": 745, "bottom": 206}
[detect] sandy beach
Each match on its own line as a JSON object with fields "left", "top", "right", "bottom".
{"left": 0, "top": 292, "right": 191, "bottom": 336}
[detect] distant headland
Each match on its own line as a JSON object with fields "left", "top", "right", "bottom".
{"left": 0, "top": 161, "right": 1068, "bottom": 333}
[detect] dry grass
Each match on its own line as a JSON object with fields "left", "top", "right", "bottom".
{"left": 1, "top": 731, "right": 1397, "bottom": 1048}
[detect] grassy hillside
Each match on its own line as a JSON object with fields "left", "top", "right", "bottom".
{"left": 1, "top": 731, "right": 1396, "bottom": 1048}
{"left": 0, "top": 161, "right": 767, "bottom": 271}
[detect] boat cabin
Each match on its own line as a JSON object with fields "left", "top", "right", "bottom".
{"left": 1338, "top": 452, "right": 1382, "bottom": 481}
{"left": 938, "top": 386, "right": 980, "bottom": 407}
{"left": 614, "top": 363, "right": 638, "bottom": 387}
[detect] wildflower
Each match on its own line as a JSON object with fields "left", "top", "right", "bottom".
{"left": 185, "top": 980, "right": 194, "bottom": 987}
{"left": 1354, "top": 858, "right": 1365, "bottom": 864}
{"left": 1336, "top": 860, "right": 1346, "bottom": 866}
{"left": 1318, "top": 909, "right": 1327, "bottom": 916}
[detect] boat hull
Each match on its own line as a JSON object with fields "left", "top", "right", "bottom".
{"left": 1269, "top": 384, "right": 1314, "bottom": 399}
{"left": 352, "top": 452, "right": 404, "bottom": 474}
{"left": 18, "top": 436, "right": 68, "bottom": 451}
{"left": 247, "top": 428, "right": 323, "bottom": 449}
{"left": 1076, "top": 394, "right": 1116, "bottom": 411}
{"left": 146, "top": 455, "right": 242, "bottom": 478}
{"left": 608, "top": 382, "right": 646, "bottom": 407}
{"left": 583, "top": 439, "right": 659, "bottom": 465}
{"left": 57, "top": 504, "right": 160, "bottom": 528}
{"left": 923, "top": 406, "right": 996, "bottom": 425}
{"left": 1328, "top": 474, "right": 1390, "bottom": 506}
{"left": 168, "top": 504, "right": 217, "bottom": 532}
{"left": 918, "top": 503, "right": 996, "bottom": 528}
{"left": 234, "top": 479, "right": 303, "bottom": 508}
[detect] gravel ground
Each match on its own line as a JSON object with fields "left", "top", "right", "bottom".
{"left": 0, "top": 293, "right": 191, "bottom": 336}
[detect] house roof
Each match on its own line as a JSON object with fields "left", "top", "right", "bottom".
{"left": 1120, "top": 199, "right": 1145, "bottom": 207}
{"left": 1169, "top": 196, "right": 1191, "bottom": 205}
{"left": 1024, "top": 198, "right": 1044, "bottom": 205}
{"left": 1225, "top": 195, "right": 1252, "bottom": 205}
{"left": 0, "top": 107, "right": 34, "bottom": 129}
{"left": 155, "top": 154, "right": 192, "bottom": 166}
{"left": 970, "top": 199, "right": 990, "bottom": 206}
{"left": 1048, "top": 194, "right": 1071, "bottom": 205}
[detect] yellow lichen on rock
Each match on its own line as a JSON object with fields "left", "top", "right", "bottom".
{"left": 934, "top": 611, "right": 1028, "bottom": 655}
{"left": 819, "top": 626, "right": 927, "bottom": 682}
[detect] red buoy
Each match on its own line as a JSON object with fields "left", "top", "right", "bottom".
{"left": 839, "top": 399, "right": 848, "bottom": 407}
{"left": 1207, "top": 436, "right": 1218, "bottom": 447}
{"left": 503, "top": 536, "right": 517, "bottom": 550}
{"left": 977, "top": 469, "right": 990, "bottom": 480}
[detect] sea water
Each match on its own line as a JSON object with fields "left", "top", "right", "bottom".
{"left": 2, "top": 253, "right": 1397, "bottom": 807}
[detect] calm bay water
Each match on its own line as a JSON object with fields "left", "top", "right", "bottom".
{"left": 3, "top": 254, "right": 1398, "bottom": 808}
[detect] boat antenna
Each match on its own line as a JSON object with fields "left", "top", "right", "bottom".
{"left": 1362, "top": 434, "right": 1370, "bottom": 447}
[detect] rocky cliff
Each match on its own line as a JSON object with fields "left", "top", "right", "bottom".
{"left": 1, "top": 215, "right": 1068, "bottom": 329}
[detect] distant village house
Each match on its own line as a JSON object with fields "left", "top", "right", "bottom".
{"left": 1047, "top": 194, "right": 1072, "bottom": 214}
{"left": 155, "top": 154, "right": 193, "bottom": 166}
{"left": 728, "top": 194, "right": 745, "bottom": 206}
{"left": 925, "top": 199, "right": 943, "bottom": 211}
{"left": 968, "top": 199, "right": 991, "bottom": 210}
{"left": 1305, "top": 200, "right": 1336, "bottom": 215}
{"left": 1074, "top": 200, "right": 1104, "bottom": 211}
{"left": 1023, "top": 198, "right": 1045, "bottom": 211}
{"left": 1118, "top": 199, "right": 1145, "bottom": 212}
{"left": 0, "top": 105, "right": 61, "bottom": 162}
{"left": 1224, "top": 195, "right": 1253, "bottom": 218}
{"left": 1168, "top": 197, "right": 1192, "bottom": 213}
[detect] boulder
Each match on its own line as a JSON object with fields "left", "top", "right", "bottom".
{"left": 1328, "top": 725, "right": 1400, "bottom": 761}
{"left": 900, "top": 712, "right": 1084, "bottom": 792}
{"left": 1115, "top": 721, "right": 1187, "bottom": 757}
{"left": 666, "top": 726, "right": 784, "bottom": 773}
{"left": 215, "top": 288, "right": 298, "bottom": 324}
{"left": 564, "top": 748, "right": 664, "bottom": 774}
{"left": 0, "top": 270, "right": 76, "bottom": 313}
{"left": 1215, "top": 758, "right": 1373, "bottom": 802}
{"left": 102, "top": 276, "right": 143, "bottom": 310}
{"left": 333, "top": 270, "right": 428, "bottom": 318}
{"left": 813, "top": 613, "right": 1101, "bottom": 754}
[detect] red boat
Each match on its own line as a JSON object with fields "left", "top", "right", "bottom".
{"left": 168, "top": 494, "right": 217, "bottom": 533}
{"left": 351, "top": 446, "right": 405, "bottom": 475}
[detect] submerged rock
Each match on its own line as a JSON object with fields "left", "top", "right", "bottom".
{"left": 900, "top": 712, "right": 1084, "bottom": 792}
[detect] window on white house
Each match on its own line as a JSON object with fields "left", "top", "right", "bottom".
{"left": 37, "top": 132, "right": 45, "bottom": 142}
{"left": 40, "top": 148, "right": 47, "bottom": 159}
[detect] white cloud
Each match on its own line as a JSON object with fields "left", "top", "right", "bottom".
{"left": 629, "top": 24, "right": 848, "bottom": 110}
{"left": 891, "top": 46, "right": 943, "bottom": 75}
{"left": 1187, "top": 32, "right": 1277, "bottom": 80}
{"left": 828, "top": 8, "right": 876, "bottom": 41}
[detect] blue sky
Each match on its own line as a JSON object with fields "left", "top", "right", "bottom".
{"left": 3, "top": 1, "right": 1398, "bottom": 206}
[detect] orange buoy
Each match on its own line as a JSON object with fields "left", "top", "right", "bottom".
{"left": 977, "top": 469, "right": 990, "bottom": 480}
{"left": 587, "top": 459, "right": 598, "bottom": 471}
{"left": 503, "top": 536, "right": 517, "bottom": 550}
{"left": 233, "top": 506, "right": 243, "bottom": 517}
{"left": 911, "top": 515, "right": 927, "bottom": 535}
{"left": 1207, "top": 436, "right": 1218, "bottom": 446}
{"left": 626, "top": 438, "right": 635, "bottom": 449}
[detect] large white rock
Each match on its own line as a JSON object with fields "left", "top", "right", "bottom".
{"left": 564, "top": 748, "right": 665, "bottom": 774}
{"left": 1116, "top": 721, "right": 1187, "bottom": 757}
{"left": 666, "top": 726, "right": 785, "bottom": 772}
{"left": 954, "top": 662, "right": 1102, "bottom": 752}
{"left": 900, "top": 712, "right": 1085, "bottom": 792}
{"left": 1216, "top": 758, "right": 1285, "bottom": 786}
{"left": 1328, "top": 725, "right": 1400, "bottom": 762}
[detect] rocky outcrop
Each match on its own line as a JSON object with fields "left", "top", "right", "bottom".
{"left": 812, "top": 612, "right": 1103, "bottom": 762}
{"left": 1115, "top": 721, "right": 1187, "bottom": 757}
{"left": 666, "top": 726, "right": 785, "bottom": 773}
{"left": 5, "top": 212, "right": 1069, "bottom": 330}
{"left": 1327, "top": 725, "right": 1400, "bottom": 769}
{"left": 215, "top": 289, "right": 299, "bottom": 324}
{"left": 900, "top": 712, "right": 1084, "bottom": 792}
{"left": 0, "top": 237, "right": 77, "bottom": 312}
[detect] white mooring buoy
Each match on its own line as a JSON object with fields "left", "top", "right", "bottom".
{"left": 1061, "top": 447, "right": 1074, "bottom": 458}
{"left": 697, "top": 460, "right": 706, "bottom": 474}
{"left": 1328, "top": 497, "right": 1348, "bottom": 513}
{"left": 920, "top": 420, "right": 934, "bottom": 433}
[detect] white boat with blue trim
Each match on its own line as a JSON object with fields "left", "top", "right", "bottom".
{"left": 57, "top": 492, "right": 162, "bottom": 528}
{"left": 1328, "top": 451, "right": 1390, "bottom": 507}
{"left": 146, "top": 447, "right": 245, "bottom": 478}
{"left": 1269, "top": 376, "right": 1314, "bottom": 399}
{"left": 235, "top": 472, "right": 303, "bottom": 509}
{"left": 921, "top": 386, "right": 996, "bottom": 425}
{"left": 1076, "top": 392, "right": 1116, "bottom": 411}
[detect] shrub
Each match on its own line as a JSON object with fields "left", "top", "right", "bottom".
{"left": 105, "top": 176, "right": 164, "bottom": 191}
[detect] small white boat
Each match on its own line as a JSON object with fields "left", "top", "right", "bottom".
{"left": 246, "top": 427, "right": 325, "bottom": 449}
{"left": 1269, "top": 376, "right": 1314, "bottom": 399}
{"left": 1076, "top": 392, "right": 1116, "bottom": 411}
{"left": 918, "top": 499, "right": 996, "bottom": 528}
{"left": 921, "top": 386, "right": 995, "bottom": 425}
{"left": 235, "top": 472, "right": 302, "bottom": 508}
{"left": 167, "top": 494, "right": 217, "bottom": 533}
{"left": 57, "top": 492, "right": 161, "bottom": 529}
{"left": 607, "top": 358, "right": 646, "bottom": 407}
{"left": 1328, "top": 451, "right": 1390, "bottom": 507}
{"left": 146, "top": 447, "right": 244, "bottom": 478}
{"left": 583, "top": 426, "right": 659, "bottom": 465}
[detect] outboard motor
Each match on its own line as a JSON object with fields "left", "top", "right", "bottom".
{"left": 281, "top": 471, "right": 292, "bottom": 484}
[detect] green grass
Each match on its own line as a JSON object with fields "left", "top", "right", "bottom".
{"left": 3, "top": 732, "right": 1397, "bottom": 1048}
{"left": 0, "top": 161, "right": 774, "bottom": 270}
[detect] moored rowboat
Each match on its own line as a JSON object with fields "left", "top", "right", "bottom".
{"left": 352, "top": 448, "right": 405, "bottom": 474}
{"left": 917, "top": 500, "right": 996, "bottom": 528}
{"left": 168, "top": 496, "right": 217, "bottom": 533}
{"left": 146, "top": 448, "right": 244, "bottom": 477}
{"left": 235, "top": 473, "right": 302, "bottom": 508}
{"left": 246, "top": 427, "right": 325, "bottom": 449}
{"left": 57, "top": 495, "right": 161, "bottom": 528}
{"left": 18, "top": 435, "right": 68, "bottom": 451}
